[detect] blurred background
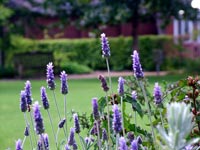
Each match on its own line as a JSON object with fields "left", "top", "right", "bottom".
{"left": 0, "top": 0, "right": 200, "bottom": 78}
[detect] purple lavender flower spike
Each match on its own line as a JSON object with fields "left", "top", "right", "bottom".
{"left": 25, "top": 80, "right": 32, "bottom": 105}
{"left": 153, "top": 82, "right": 163, "bottom": 105}
{"left": 20, "top": 90, "right": 27, "bottom": 112}
{"left": 46, "top": 62, "right": 55, "bottom": 90}
{"left": 73, "top": 113, "right": 80, "bottom": 134}
{"left": 65, "top": 144, "right": 70, "bottom": 150}
{"left": 137, "top": 136, "right": 142, "bottom": 144}
{"left": 132, "top": 91, "right": 137, "bottom": 101}
{"left": 112, "top": 104, "right": 122, "bottom": 133}
{"left": 58, "top": 118, "right": 66, "bottom": 128}
{"left": 92, "top": 98, "right": 100, "bottom": 120}
{"left": 101, "top": 33, "right": 110, "bottom": 58}
{"left": 102, "top": 128, "right": 108, "bottom": 141}
{"left": 16, "top": 139, "right": 22, "bottom": 150}
{"left": 33, "top": 101, "right": 45, "bottom": 135}
{"left": 72, "top": 142, "right": 78, "bottom": 150}
{"left": 68, "top": 127, "right": 75, "bottom": 146}
{"left": 60, "top": 71, "right": 68, "bottom": 95}
{"left": 43, "top": 133, "right": 49, "bottom": 150}
{"left": 132, "top": 50, "right": 144, "bottom": 79}
{"left": 24, "top": 126, "right": 29, "bottom": 136}
{"left": 131, "top": 140, "right": 138, "bottom": 150}
{"left": 118, "top": 77, "right": 125, "bottom": 96}
{"left": 98, "top": 75, "right": 109, "bottom": 92}
{"left": 37, "top": 138, "right": 43, "bottom": 150}
{"left": 119, "top": 137, "right": 128, "bottom": 150}
{"left": 40, "top": 87, "right": 49, "bottom": 110}
{"left": 127, "top": 132, "right": 134, "bottom": 143}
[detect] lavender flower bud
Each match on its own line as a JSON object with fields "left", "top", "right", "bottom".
{"left": 127, "top": 132, "right": 134, "bottom": 143}
{"left": 112, "top": 104, "right": 122, "bottom": 133}
{"left": 25, "top": 80, "right": 32, "bottom": 105}
{"left": 37, "top": 138, "right": 43, "bottom": 150}
{"left": 137, "top": 136, "right": 142, "bottom": 144}
{"left": 101, "top": 33, "right": 110, "bottom": 57}
{"left": 40, "top": 87, "right": 49, "bottom": 110}
{"left": 85, "top": 137, "right": 90, "bottom": 145}
{"left": 131, "top": 140, "right": 138, "bottom": 150}
{"left": 153, "top": 82, "right": 163, "bottom": 105}
{"left": 92, "top": 98, "right": 100, "bottom": 120}
{"left": 185, "top": 145, "right": 193, "bottom": 150}
{"left": 24, "top": 126, "right": 29, "bottom": 136}
{"left": 58, "top": 118, "right": 66, "bottom": 128}
{"left": 102, "top": 128, "right": 108, "bottom": 141}
{"left": 73, "top": 142, "right": 78, "bottom": 150}
{"left": 118, "top": 77, "right": 125, "bottom": 96}
{"left": 16, "top": 139, "right": 22, "bottom": 150}
{"left": 98, "top": 75, "right": 109, "bottom": 92}
{"left": 132, "top": 91, "right": 137, "bottom": 101}
{"left": 20, "top": 90, "right": 27, "bottom": 112}
{"left": 60, "top": 71, "right": 68, "bottom": 94}
{"left": 43, "top": 133, "right": 49, "bottom": 150}
{"left": 73, "top": 113, "right": 80, "bottom": 134}
{"left": 68, "top": 127, "right": 75, "bottom": 146}
{"left": 46, "top": 62, "right": 55, "bottom": 90}
{"left": 65, "top": 144, "right": 70, "bottom": 150}
{"left": 119, "top": 137, "right": 128, "bottom": 150}
{"left": 132, "top": 50, "right": 144, "bottom": 79}
{"left": 33, "top": 101, "right": 45, "bottom": 135}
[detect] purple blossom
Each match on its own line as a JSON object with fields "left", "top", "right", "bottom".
{"left": 73, "top": 113, "right": 80, "bottom": 134}
{"left": 24, "top": 126, "right": 29, "bottom": 136}
{"left": 185, "top": 145, "right": 193, "bottom": 150}
{"left": 118, "top": 77, "right": 125, "bottom": 96}
{"left": 58, "top": 118, "right": 66, "bottom": 128}
{"left": 72, "top": 142, "right": 78, "bottom": 150}
{"left": 65, "top": 144, "right": 70, "bottom": 150}
{"left": 60, "top": 71, "right": 68, "bottom": 95}
{"left": 132, "top": 91, "right": 137, "bottom": 101}
{"left": 15, "top": 139, "right": 22, "bottom": 150}
{"left": 33, "top": 101, "right": 45, "bottom": 135}
{"left": 137, "top": 136, "right": 142, "bottom": 144}
{"left": 85, "top": 137, "right": 92, "bottom": 145}
{"left": 101, "top": 33, "right": 110, "bottom": 57}
{"left": 98, "top": 75, "right": 109, "bottom": 92}
{"left": 43, "top": 133, "right": 49, "bottom": 150}
{"left": 90, "top": 121, "right": 100, "bottom": 136}
{"left": 131, "top": 140, "right": 138, "bottom": 150}
{"left": 40, "top": 87, "right": 49, "bottom": 110}
{"left": 68, "top": 127, "right": 75, "bottom": 146}
{"left": 112, "top": 104, "right": 122, "bottom": 133}
{"left": 20, "top": 90, "right": 27, "bottom": 112}
{"left": 153, "top": 82, "right": 163, "bottom": 105}
{"left": 46, "top": 62, "right": 55, "bottom": 90}
{"left": 24, "top": 80, "right": 32, "bottom": 105}
{"left": 92, "top": 98, "right": 100, "bottom": 120}
{"left": 102, "top": 128, "right": 108, "bottom": 141}
{"left": 132, "top": 50, "right": 144, "bottom": 79}
{"left": 119, "top": 137, "right": 128, "bottom": 150}
{"left": 127, "top": 132, "right": 134, "bottom": 143}
{"left": 37, "top": 138, "right": 43, "bottom": 150}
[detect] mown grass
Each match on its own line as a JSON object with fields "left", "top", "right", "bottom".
{"left": 0, "top": 74, "right": 187, "bottom": 149}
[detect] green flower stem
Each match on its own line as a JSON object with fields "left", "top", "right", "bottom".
{"left": 116, "top": 133, "right": 119, "bottom": 150}
{"left": 106, "top": 58, "right": 114, "bottom": 104}
{"left": 24, "top": 113, "right": 34, "bottom": 150}
{"left": 22, "top": 136, "right": 26, "bottom": 148}
{"left": 159, "top": 109, "right": 164, "bottom": 129}
{"left": 64, "top": 95, "right": 68, "bottom": 137}
{"left": 134, "top": 111, "right": 137, "bottom": 133}
{"left": 96, "top": 120, "right": 101, "bottom": 149}
{"left": 47, "top": 109, "right": 58, "bottom": 149}
{"left": 105, "top": 92, "right": 111, "bottom": 149}
{"left": 139, "top": 80, "right": 156, "bottom": 144}
{"left": 120, "top": 96, "right": 125, "bottom": 136}
{"left": 78, "top": 133, "right": 86, "bottom": 150}
{"left": 29, "top": 111, "right": 37, "bottom": 145}
{"left": 56, "top": 128, "right": 60, "bottom": 147}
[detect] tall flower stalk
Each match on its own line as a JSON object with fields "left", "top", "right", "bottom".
{"left": 132, "top": 91, "right": 137, "bottom": 133}
{"left": 132, "top": 50, "right": 155, "bottom": 144}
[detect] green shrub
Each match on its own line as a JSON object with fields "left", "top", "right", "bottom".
{"left": 8, "top": 35, "right": 182, "bottom": 72}
{"left": 0, "top": 66, "right": 16, "bottom": 78}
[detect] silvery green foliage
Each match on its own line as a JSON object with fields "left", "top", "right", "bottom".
{"left": 157, "top": 102, "right": 199, "bottom": 150}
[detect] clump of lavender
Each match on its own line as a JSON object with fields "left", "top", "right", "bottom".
{"left": 131, "top": 140, "right": 138, "bottom": 150}
{"left": 132, "top": 50, "right": 144, "bottom": 79}
{"left": 119, "top": 137, "right": 128, "bottom": 150}
{"left": 98, "top": 75, "right": 109, "bottom": 92}
{"left": 92, "top": 98, "right": 100, "bottom": 120}
{"left": 102, "top": 128, "right": 108, "bottom": 141}
{"left": 118, "top": 77, "right": 125, "bottom": 96}
{"left": 24, "top": 81, "right": 32, "bottom": 105}
{"left": 16, "top": 139, "right": 22, "bottom": 150}
{"left": 101, "top": 33, "right": 110, "bottom": 58}
{"left": 43, "top": 133, "right": 49, "bottom": 150}
{"left": 46, "top": 62, "right": 55, "bottom": 90}
{"left": 153, "top": 82, "right": 163, "bottom": 105}
{"left": 60, "top": 71, "right": 68, "bottom": 95}
{"left": 20, "top": 91, "right": 27, "bottom": 112}
{"left": 40, "top": 87, "right": 49, "bottom": 110}
{"left": 112, "top": 104, "right": 122, "bottom": 134}
{"left": 73, "top": 113, "right": 80, "bottom": 134}
{"left": 32, "top": 101, "right": 45, "bottom": 135}
{"left": 58, "top": 118, "right": 66, "bottom": 128}
{"left": 24, "top": 126, "right": 29, "bottom": 136}
{"left": 68, "top": 127, "right": 75, "bottom": 146}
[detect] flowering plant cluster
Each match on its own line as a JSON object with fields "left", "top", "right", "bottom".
{"left": 15, "top": 33, "right": 200, "bottom": 150}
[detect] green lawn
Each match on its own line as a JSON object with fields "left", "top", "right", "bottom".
{"left": 0, "top": 74, "right": 187, "bottom": 149}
